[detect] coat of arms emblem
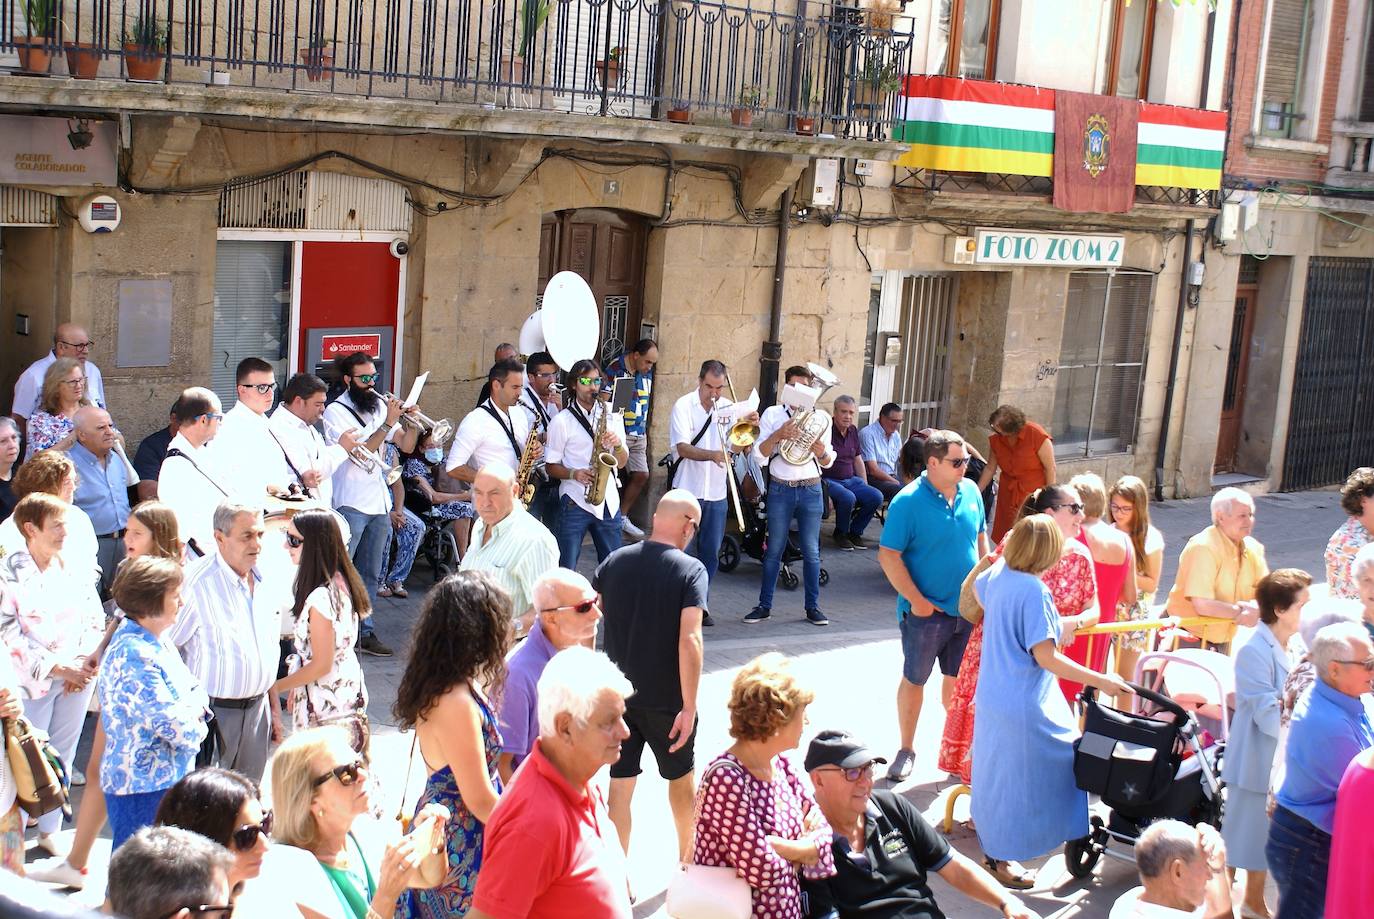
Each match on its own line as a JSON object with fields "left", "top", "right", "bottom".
{"left": 1082, "top": 113, "right": 1111, "bottom": 178}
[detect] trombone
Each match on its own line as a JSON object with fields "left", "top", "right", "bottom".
{"left": 382, "top": 392, "right": 454, "bottom": 446}
{"left": 717, "top": 371, "right": 756, "bottom": 532}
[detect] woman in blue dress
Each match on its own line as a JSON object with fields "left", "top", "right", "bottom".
{"left": 392, "top": 571, "right": 510, "bottom": 917}
{"left": 970, "top": 513, "right": 1132, "bottom": 872}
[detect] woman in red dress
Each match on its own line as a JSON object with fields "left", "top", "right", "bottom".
{"left": 1061, "top": 473, "right": 1136, "bottom": 703}
{"left": 978, "top": 405, "right": 1057, "bottom": 543}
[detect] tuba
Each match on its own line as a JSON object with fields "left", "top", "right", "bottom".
{"left": 778, "top": 363, "right": 841, "bottom": 466}
{"left": 586, "top": 402, "right": 617, "bottom": 506}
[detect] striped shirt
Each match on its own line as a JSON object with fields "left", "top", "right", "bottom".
{"left": 460, "top": 506, "right": 558, "bottom": 619}
{"left": 167, "top": 552, "right": 281, "bottom": 700}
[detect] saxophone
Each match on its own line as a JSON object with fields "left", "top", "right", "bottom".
{"left": 585, "top": 403, "right": 618, "bottom": 506}
{"left": 515, "top": 422, "right": 541, "bottom": 507}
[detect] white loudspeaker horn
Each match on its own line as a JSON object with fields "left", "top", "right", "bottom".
{"left": 539, "top": 271, "right": 600, "bottom": 371}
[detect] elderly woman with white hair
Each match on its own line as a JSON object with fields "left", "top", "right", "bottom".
{"left": 1164, "top": 486, "right": 1269, "bottom": 648}
{"left": 1266, "top": 621, "right": 1374, "bottom": 919}
{"left": 470, "top": 646, "right": 633, "bottom": 919}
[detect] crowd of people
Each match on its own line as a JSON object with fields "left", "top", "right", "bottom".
{"left": 0, "top": 322, "right": 1370, "bottom": 919}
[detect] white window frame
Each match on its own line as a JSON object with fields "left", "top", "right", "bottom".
{"left": 1250, "top": 0, "right": 1334, "bottom": 148}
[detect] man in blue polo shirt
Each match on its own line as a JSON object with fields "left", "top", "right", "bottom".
{"left": 877, "top": 430, "right": 986, "bottom": 782}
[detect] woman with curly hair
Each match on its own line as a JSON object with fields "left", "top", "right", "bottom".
{"left": 1325, "top": 467, "right": 1374, "bottom": 600}
{"left": 392, "top": 570, "right": 510, "bottom": 918}
{"left": 978, "top": 404, "right": 1055, "bottom": 543}
{"left": 690, "top": 652, "right": 835, "bottom": 919}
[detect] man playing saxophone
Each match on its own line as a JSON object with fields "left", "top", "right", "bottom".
{"left": 744, "top": 365, "right": 835, "bottom": 628}
{"left": 545, "top": 359, "right": 628, "bottom": 568}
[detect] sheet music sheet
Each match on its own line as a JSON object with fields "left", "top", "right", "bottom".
{"left": 403, "top": 371, "right": 430, "bottom": 408}
{"left": 718, "top": 389, "right": 760, "bottom": 424}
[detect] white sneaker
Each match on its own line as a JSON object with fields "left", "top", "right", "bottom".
{"left": 621, "top": 518, "right": 645, "bottom": 540}
{"left": 26, "top": 857, "right": 86, "bottom": 889}
{"left": 33, "top": 833, "right": 66, "bottom": 858}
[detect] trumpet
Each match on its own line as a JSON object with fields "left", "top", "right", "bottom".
{"left": 348, "top": 445, "right": 404, "bottom": 485}
{"left": 382, "top": 392, "right": 454, "bottom": 446}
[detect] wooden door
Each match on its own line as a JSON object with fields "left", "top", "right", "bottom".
{"left": 538, "top": 209, "right": 647, "bottom": 366}
{"left": 1214, "top": 286, "right": 1257, "bottom": 473}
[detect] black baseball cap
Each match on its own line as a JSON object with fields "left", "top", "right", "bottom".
{"left": 803, "top": 730, "right": 887, "bottom": 771}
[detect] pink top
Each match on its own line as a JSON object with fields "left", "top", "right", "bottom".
{"left": 1325, "top": 754, "right": 1374, "bottom": 917}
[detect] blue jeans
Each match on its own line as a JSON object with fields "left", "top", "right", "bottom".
{"left": 556, "top": 496, "right": 622, "bottom": 569}
{"left": 529, "top": 478, "right": 563, "bottom": 531}
{"left": 339, "top": 506, "right": 389, "bottom": 637}
{"left": 689, "top": 498, "right": 728, "bottom": 581}
{"left": 381, "top": 508, "right": 424, "bottom": 586}
{"left": 824, "top": 476, "right": 883, "bottom": 536}
{"left": 1266, "top": 805, "right": 1331, "bottom": 919}
{"left": 107, "top": 789, "right": 168, "bottom": 850}
{"left": 758, "top": 481, "right": 822, "bottom": 610}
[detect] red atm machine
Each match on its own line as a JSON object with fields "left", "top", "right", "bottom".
{"left": 297, "top": 241, "right": 403, "bottom": 391}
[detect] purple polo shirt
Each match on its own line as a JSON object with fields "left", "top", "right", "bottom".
{"left": 823, "top": 423, "right": 864, "bottom": 480}
{"left": 496, "top": 618, "right": 557, "bottom": 764}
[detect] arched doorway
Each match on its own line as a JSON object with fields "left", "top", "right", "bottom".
{"left": 538, "top": 209, "right": 648, "bottom": 365}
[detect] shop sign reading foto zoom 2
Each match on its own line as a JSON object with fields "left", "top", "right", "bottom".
{"left": 975, "top": 229, "right": 1125, "bottom": 268}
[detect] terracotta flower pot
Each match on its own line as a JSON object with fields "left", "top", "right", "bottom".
{"left": 12, "top": 36, "right": 54, "bottom": 74}
{"left": 499, "top": 55, "right": 524, "bottom": 85}
{"left": 795, "top": 116, "right": 817, "bottom": 135}
{"left": 122, "top": 43, "right": 165, "bottom": 81}
{"left": 666, "top": 107, "right": 691, "bottom": 124}
{"left": 300, "top": 45, "right": 334, "bottom": 82}
{"left": 594, "top": 59, "right": 621, "bottom": 89}
{"left": 730, "top": 107, "right": 754, "bottom": 128}
{"left": 64, "top": 42, "right": 101, "bottom": 79}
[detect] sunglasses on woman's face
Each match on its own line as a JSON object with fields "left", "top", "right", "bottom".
{"left": 1050, "top": 502, "right": 1086, "bottom": 515}
{"left": 285, "top": 532, "right": 304, "bottom": 549}
{"left": 313, "top": 759, "right": 365, "bottom": 788}
{"left": 231, "top": 811, "right": 273, "bottom": 850}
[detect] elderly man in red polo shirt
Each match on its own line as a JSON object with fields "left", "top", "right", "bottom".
{"left": 470, "top": 646, "right": 634, "bottom": 919}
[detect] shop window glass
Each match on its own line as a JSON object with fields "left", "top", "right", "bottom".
{"left": 212, "top": 240, "right": 292, "bottom": 408}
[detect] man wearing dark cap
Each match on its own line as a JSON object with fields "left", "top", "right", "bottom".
{"left": 801, "top": 730, "right": 1035, "bottom": 919}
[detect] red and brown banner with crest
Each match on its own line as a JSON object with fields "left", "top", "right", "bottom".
{"left": 1052, "top": 90, "right": 1138, "bottom": 214}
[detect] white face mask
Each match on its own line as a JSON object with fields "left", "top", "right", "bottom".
{"left": 424, "top": 448, "right": 444, "bottom": 464}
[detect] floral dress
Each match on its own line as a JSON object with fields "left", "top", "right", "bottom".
{"left": 402, "top": 458, "right": 477, "bottom": 523}
{"left": 23, "top": 411, "right": 75, "bottom": 460}
{"left": 287, "top": 578, "right": 369, "bottom": 752}
{"left": 1325, "top": 516, "right": 1371, "bottom": 600}
{"left": 938, "top": 538, "right": 1095, "bottom": 785}
{"left": 691, "top": 752, "right": 836, "bottom": 919}
{"left": 396, "top": 691, "right": 502, "bottom": 918}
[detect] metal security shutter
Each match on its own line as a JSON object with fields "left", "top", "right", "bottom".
{"left": 1282, "top": 258, "right": 1374, "bottom": 490}
{"left": 895, "top": 275, "right": 956, "bottom": 432}
{"left": 218, "top": 171, "right": 412, "bottom": 232}
{"left": 211, "top": 241, "right": 293, "bottom": 407}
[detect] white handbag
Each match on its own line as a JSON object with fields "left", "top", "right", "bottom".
{"left": 666, "top": 759, "right": 754, "bottom": 919}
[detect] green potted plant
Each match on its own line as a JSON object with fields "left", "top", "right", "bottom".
{"left": 731, "top": 84, "right": 762, "bottom": 128}
{"left": 854, "top": 56, "right": 901, "bottom": 109}
{"left": 666, "top": 99, "right": 691, "bottom": 123}
{"left": 503, "top": 0, "right": 549, "bottom": 85}
{"left": 13, "top": 0, "right": 58, "bottom": 75}
{"left": 594, "top": 45, "right": 623, "bottom": 89}
{"left": 299, "top": 34, "right": 333, "bottom": 81}
{"left": 122, "top": 12, "right": 167, "bottom": 81}
{"left": 795, "top": 74, "right": 820, "bottom": 135}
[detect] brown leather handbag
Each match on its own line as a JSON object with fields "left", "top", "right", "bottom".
{"left": 4, "top": 716, "right": 70, "bottom": 818}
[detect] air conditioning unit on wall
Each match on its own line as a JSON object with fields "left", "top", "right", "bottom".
{"left": 947, "top": 235, "right": 976, "bottom": 265}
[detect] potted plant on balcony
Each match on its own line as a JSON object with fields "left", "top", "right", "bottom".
{"left": 64, "top": 28, "right": 102, "bottom": 79}
{"left": 594, "top": 45, "right": 623, "bottom": 89}
{"left": 732, "top": 85, "right": 762, "bottom": 128}
{"left": 122, "top": 12, "right": 166, "bottom": 81}
{"left": 300, "top": 35, "right": 334, "bottom": 82}
{"left": 666, "top": 99, "right": 692, "bottom": 123}
{"left": 502, "top": 0, "right": 550, "bottom": 85}
{"left": 795, "top": 75, "right": 820, "bottom": 135}
{"left": 13, "top": 0, "right": 58, "bottom": 75}
{"left": 854, "top": 56, "right": 901, "bottom": 112}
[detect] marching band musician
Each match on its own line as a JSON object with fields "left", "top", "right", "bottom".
{"left": 268, "top": 373, "right": 360, "bottom": 509}
{"left": 447, "top": 358, "right": 535, "bottom": 485}
{"left": 544, "top": 359, "right": 629, "bottom": 569}
{"left": 743, "top": 365, "right": 835, "bottom": 628}
{"left": 212, "top": 358, "right": 291, "bottom": 502}
{"left": 321, "top": 352, "right": 410, "bottom": 658}
{"left": 158, "top": 387, "right": 229, "bottom": 557}
{"left": 518, "top": 351, "right": 563, "bottom": 528}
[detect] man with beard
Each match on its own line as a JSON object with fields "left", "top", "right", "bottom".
{"left": 322, "top": 352, "right": 405, "bottom": 657}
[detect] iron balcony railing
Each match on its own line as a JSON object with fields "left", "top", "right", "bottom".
{"left": 896, "top": 170, "right": 1221, "bottom": 209}
{"left": 3, "top": 0, "right": 915, "bottom": 138}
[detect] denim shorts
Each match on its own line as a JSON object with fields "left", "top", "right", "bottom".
{"left": 899, "top": 611, "right": 972, "bottom": 685}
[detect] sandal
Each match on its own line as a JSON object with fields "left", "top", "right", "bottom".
{"left": 390, "top": 582, "right": 408, "bottom": 599}
{"left": 377, "top": 584, "right": 393, "bottom": 598}
{"left": 983, "top": 857, "right": 1035, "bottom": 890}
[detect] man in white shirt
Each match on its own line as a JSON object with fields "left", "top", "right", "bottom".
{"left": 321, "top": 352, "right": 404, "bottom": 657}
{"left": 167, "top": 502, "right": 279, "bottom": 783}
{"left": 448, "top": 358, "right": 534, "bottom": 485}
{"left": 269, "top": 373, "right": 358, "bottom": 507}
{"left": 158, "top": 388, "right": 229, "bottom": 557}
{"left": 518, "top": 351, "right": 563, "bottom": 529}
{"left": 744, "top": 365, "right": 835, "bottom": 627}
{"left": 1109, "top": 821, "right": 1233, "bottom": 919}
{"left": 213, "top": 357, "right": 289, "bottom": 503}
{"left": 11, "top": 323, "right": 106, "bottom": 435}
{"left": 544, "top": 359, "right": 628, "bottom": 569}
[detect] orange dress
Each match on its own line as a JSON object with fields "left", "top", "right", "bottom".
{"left": 988, "top": 422, "right": 1052, "bottom": 543}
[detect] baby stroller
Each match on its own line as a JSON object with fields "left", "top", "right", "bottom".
{"left": 715, "top": 456, "right": 829, "bottom": 591}
{"left": 1063, "top": 651, "right": 1228, "bottom": 877}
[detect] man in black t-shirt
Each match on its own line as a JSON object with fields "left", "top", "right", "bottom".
{"left": 593, "top": 488, "right": 708, "bottom": 862}
{"left": 801, "top": 731, "right": 1036, "bottom": 919}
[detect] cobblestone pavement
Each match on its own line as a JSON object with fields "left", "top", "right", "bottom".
{"left": 40, "top": 487, "right": 1346, "bottom": 916}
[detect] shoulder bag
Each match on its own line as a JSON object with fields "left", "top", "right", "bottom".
{"left": 657, "top": 415, "right": 714, "bottom": 489}
{"left": 4, "top": 716, "right": 70, "bottom": 818}
{"left": 958, "top": 553, "right": 996, "bottom": 626}
{"left": 665, "top": 758, "right": 754, "bottom": 919}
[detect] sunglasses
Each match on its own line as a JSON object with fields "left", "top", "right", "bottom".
{"left": 541, "top": 596, "right": 600, "bottom": 615}
{"left": 1335, "top": 658, "right": 1374, "bottom": 672}
{"left": 199, "top": 413, "right": 225, "bottom": 423}
{"left": 353, "top": 373, "right": 379, "bottom": 384}
{"left": 285, "top": 532, "right": 304, "bottom": 549}
{"left": 533, "top": 371, "right": 558, "bottom": 380}
{"left": 944, "top": 457, "right": 970, "bottom": 469}
{"left": 58, "top": 339, "right": 94, "bottom": 351}
{"left": 239, "top": 382, "right": 276, "bottom": 394}
{"left": 1050, "top": 502, "right": 1085, "bottom": 515}
{"left": 162, "top": 906, "right": 233, "bottom": 919}
{"left": 816, "top": 764, "right": 875, "bottom": 782}
{"left": 577, "top": 376, "right": 604, "bottom": 387}
{"left": 313, "top": 759, "right": 365, "bottom": 788}
{"left": 231, "top": 811, "right": 273, "bottom": 850}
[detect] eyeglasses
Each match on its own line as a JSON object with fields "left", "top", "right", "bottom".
{"left": 199, "top": 413, "right": 225, "bottom": 423}
{"left": 312, "top": 759, "right": 365, "bottom": 788}
{"left": 239, "top": 382, "right": 276, "bottom": 394}
{"left": 1108, "top": 503, "right": 1133, "bottom": 514}
{"left": 1334, "top": 658, "right": 1374, "bottom": 672}
{"left": 1050, "top": 503, "right": 1085, "bottom": 515}
{"left": 58, "top": 339, "right": 94, "bottom": 351}
{"left": 162, "top": 905, "right": 233, "bottom": 919}
{"left": 943, "top": 457, "right": 970, "bottom": 469}
{"left": 540, "top": 596, "right": 600, "bottom": 615}
{"left": 577, "top": 376, "right": 603, "bottom": 387}
{"left": 231, "top": 811, "right": 273, "bottom": 850}
{"left": 285, "top": 532, "right": 304, "bottom": 549}
{"left": 61, "top": 378, "right": 85, "bottom": 387}
{"left": 533, "top": 371, "right": 558, "bottom": 380}
{"left": 353, "top": 374, "right": 379, "bottom": 384}
{"left": 815, "top": 764, "right": 875, "bottom": 782}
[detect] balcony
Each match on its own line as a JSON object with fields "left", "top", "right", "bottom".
{"left": 1329, "top": 120, "right": 1374, "bottom": 190}
{"left": 0, "top": 0, "right": 916, "bottom": 153}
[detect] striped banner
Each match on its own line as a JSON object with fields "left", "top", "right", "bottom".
{"left": 894, "top": 76, "right": 1226, "bottom": 192}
